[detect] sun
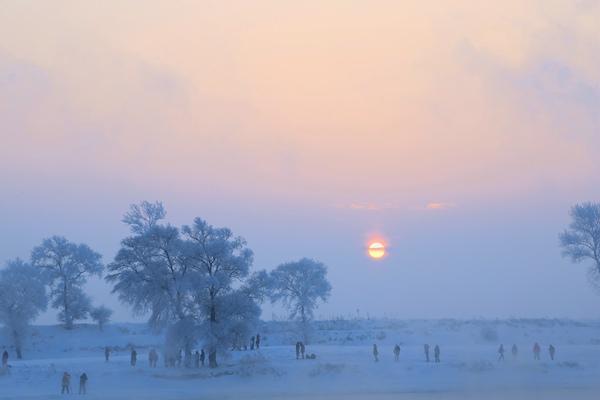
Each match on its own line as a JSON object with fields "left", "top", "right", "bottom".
{"left": 368, "top": 242, "right": 386, "bottom": 259}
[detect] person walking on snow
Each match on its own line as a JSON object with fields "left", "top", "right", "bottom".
{"left": 194, "top": 350, "right": 200, "bottom": 368}
{"left": 548, "top": 344, "right": 556, "bottom": 361}
{"left": 498, "top": 344, "right": 505, "bottom": 361}
{"left": 393, "top": 345, "right": 401, "bottom": 361}
{"left": 511, "top": 344, "right": 518, "bottom": 359}
{"left": 533, "top": 342, "right": 541, "bottom": 361}
{"left": 130, "top": 348, "right": 137, "bottom": 366}
{"left": 61, "top": 372, "right": 71, "bottom": 394}
{"left": 79, "top": 372, "right": 88, "bottom": 395}
{"left": 200, "top": 349, "right": 205, "bottom": 367}
{"left": 149, "top": 349, "right": 159, "bottom": 368}
{"left": 300, "top": 342, "right": 306, "bottom": 359}
{"left": 2, "top": 350, "right": 8, "bottom": 367}
{"left": 256, "top": 334, "right": 261, "bottom": 349}
{"left": 434, "top": 345, "right": 440, "bottom": 363}
{"left": 176, "top": 349, "right": 182, "bottom": 367}
{"left": 295, "top": 342, "right": 301, "bottom": 359}
{"left": 373, "top": 344, "right": 379, "bottom": 362}
{"left": 424, "top": 344, "right": 430, "bottom": 363}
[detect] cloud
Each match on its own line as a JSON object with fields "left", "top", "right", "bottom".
{"left": 425, "top": 202, "right": 456, "bottom": 211}
{"left": 335, "top": 202, "right": 396, "bottom": 211}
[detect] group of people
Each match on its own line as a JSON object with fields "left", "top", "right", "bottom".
{"left": 233, "top": 334, "right": 262, "bottom": 351}
{"left": 373, "top": 344, "right": 441, "bottom": 363}
{"left": 372, "top": 342, "right": 557, "bottom": 364}
{"left": 110, "top": 346, "right": 211, "bottom": 369}
{"left": 294, "top": 342, "right": 316, "bottom": 359}
{"left": 60, "top": 371, "right": 88, "bottom": 395}
{"left": 423, "top": 344, "right": 441, "bottom": 363}
{"left": 2, "top": 335, "right": 563, "bottom": 395}
{"left": 251, "top": 334, "right": 261, "bottom": 350}
{"left": 498, "top": 343, "right": 556, "bottom": 361}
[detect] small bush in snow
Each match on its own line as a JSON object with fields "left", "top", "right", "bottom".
{"left": 90, "top": 306, "right": 113, "bottom": 331}
{"left": 480, "top": 326, "right": 499, "bottom": 342}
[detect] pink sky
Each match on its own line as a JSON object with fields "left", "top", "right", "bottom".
{"left": 1, "top": 1, "right": 599, "bottom": 322}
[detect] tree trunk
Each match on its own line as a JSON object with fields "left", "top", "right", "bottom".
{"left": 209, "top": 304, "right": 218, "bottom": 368}
{"left": 184, "top": 339, "right": 193, "bottom": 368}
{"left": 13, "top": 330, "right": 22, "bottom": 359}
{"left": 300, "top": 306, "right": 308, "bottom": 344}
{"left": 208, "top": 350, "right": 218, "bottom": 368}
{"left": 63, "top": 280, "right": 73, "bottom": 330}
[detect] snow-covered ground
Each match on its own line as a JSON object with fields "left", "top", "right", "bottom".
{"left": 1, "top": 319, "right": 600, "bottom": 399}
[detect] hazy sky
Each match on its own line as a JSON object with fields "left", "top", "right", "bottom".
{"left": 1, "top": 1, "right": 599, "bottom": 324}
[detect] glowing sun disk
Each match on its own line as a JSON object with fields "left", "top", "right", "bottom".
{"left": 368, "top": 242, "right": 386, "bottom": 259}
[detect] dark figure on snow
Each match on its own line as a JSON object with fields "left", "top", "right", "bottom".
{"left": 130, "top": 349, "right": 137, "bottom": 367}
{"left": 393, "top": 345, "right": 401, "bottom": 361}
{"left": 511, "top": 344, "right": 518, "bottom": 359}
{"left": 250, "top": 336, "right": 255, "bottom": 350}
{"left": 104, "top": 347, "right": 110, "bottom": 362}
{"left": 548, "top": 344, "right": 556, "bottom": 361}
{"left": 176, "top": 349, "right": 182, "bottom": 367}
{"left": 61, "top": 372, "right": 71, "bottom": 394}
{"left": 256, "top": 334, "right": 261, "bottom": 349}
{"left": 200, "top": 349, "right": 206, "bottom": 367}
{"left": 434, "top": 345, "right": 440, "bottom": 363}
{"left": 424, "top": 344, "right": 430, "bottom": 363}
{"left": 300, "top": 342, "right": 306, "bottom": 359}
{"left": 295, "top": 342, "right": 301, "bottom": 359}
{"left": 533, "top": 342, "right": 541, "bottom": 361}
{"left": 194, "top": 351, "right": 200, "bottom": 368}
{"left": 2, "top": 350, "right": 8, "bottom": 367}
{"left": 149, "top": 348, "right": 158, "bottom": 368}
{"left": 79, "top": 372, "right": 88, "bottom": 395}
{"left": 498, "top": 344, "right": 505, "bottom": 361}
{"left": 373, "top": 344, "right": 379, "bottom": 362}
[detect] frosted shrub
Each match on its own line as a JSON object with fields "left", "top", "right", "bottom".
{"left": 480, "top": 326, "right": 499, "bottom": 342}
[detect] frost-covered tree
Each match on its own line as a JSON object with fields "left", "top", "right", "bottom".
{"left": 0, "top": 260, "right": 47, "bottom": 359}
{"left": 106, "top": 201, "right": 197, "bottom": 364}
{"left": 183, "top": 218, "right": 259, "bottom": 368}
{"left": 269, "top": 258, "right": 331, "bottom": 342}
{"left": 122, "top": 200, "right": 166, "bottom": 235}
{"left": 31, "top": 236, "right": 103, "bottom": 329}
{"left": 90, "top": 305, "right": 113, "bottom": 331}
{"left": 560, "top": 202, "right": 600, "bottom": 289}
{"left": 107, "top": 202, "right": 265, "bottom": 368}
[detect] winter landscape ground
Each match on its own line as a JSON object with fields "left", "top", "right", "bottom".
{"left": 2, "top": 319, "right": 600, "bottom": 399}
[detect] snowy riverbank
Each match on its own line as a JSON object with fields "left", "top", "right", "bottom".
{"left": 1, "top": 319, "right": 600, "bottom": 399}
